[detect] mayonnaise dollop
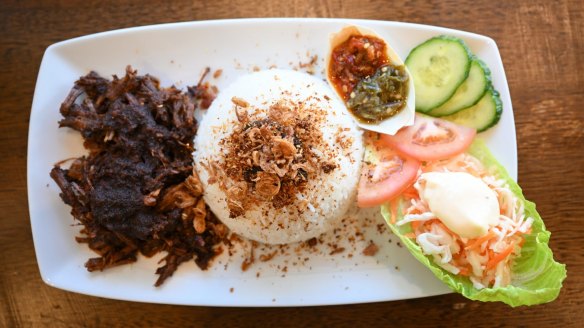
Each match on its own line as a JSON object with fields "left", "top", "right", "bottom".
{"left": 418, "top": 172, "right": 500, "bottom": 239}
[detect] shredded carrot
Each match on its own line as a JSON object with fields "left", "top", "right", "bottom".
{"left": 390, "top": 200, "right": 398, "bottom": 224}
{"left": 458, "top": 267, "right": 470, "bottom": 276}
{"left": 465, "top": 231, "right": 497, "bottom": 250}
{"left": 432, "top": 220, "right": 455, "bottom": 236}
{"left": 403, "top": 232, "right": 416, "bottom": 239}
{"left": 452, "top": 250, "right": 466, "bottom": 261}
{"left": 421, "top": 219, "right": 454, "bottom": 236}
{"left": 423, "top": 219, "right": 437, "bottom": 230}
{"left": 402, "top": 186, "right": 418, "bottom": 199}
{"left": 408, "top": 208, "right": 422, "bottom": 215}
{"left": 486, "top": 244, "right": 515, "bottom": 270}
{"left": 411, "top": 220, "right": 420, "bottom": 231}
{"left": 451, "top": 253, "right": 472, "bottom": 276}
{"left": 485, "top": 249, "right": 495, "bottom": 271}
{"left": 456, "top": 240, "right": 466, "bottom": 253}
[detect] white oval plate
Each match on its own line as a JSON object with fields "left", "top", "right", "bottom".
{"left": 28, "top": 18, "right": 517, "bottom": 306}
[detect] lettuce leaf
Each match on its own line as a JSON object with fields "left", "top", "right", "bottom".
{"left": 381, "top": 139, "right": 566, "bottom": 306}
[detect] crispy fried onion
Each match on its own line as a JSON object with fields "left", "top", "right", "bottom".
{"left": 209, "top": 98, "right": 337, "bottom": 217}
{"left": 255, "top": 172, "right": 281, "bottom": 199}
{"left": 226, "top": 182, "right": 248, "bottom": 218}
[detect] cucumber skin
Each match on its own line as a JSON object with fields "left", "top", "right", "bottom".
{"left": 405, "top": 35, "right": 473, "bottom": 113}
{"left": 430, "top": 57, "right": 493, "bottom": 117}
{"left": 445, "top": 87, "right": 503, "bottom": 132}
{"left": 480, "top": 88, "right": 503, "bottom": 132}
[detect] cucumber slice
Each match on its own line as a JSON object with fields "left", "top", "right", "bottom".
{"left": 428, "top": 57, "right": 491, "bottom": 116}
{"left": 405, "top": 36, "right": 472, "bottom": 112}
{"left": 443, "top": 87, "right": 502, "bottom": 132}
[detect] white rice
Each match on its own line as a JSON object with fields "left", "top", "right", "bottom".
{"left": 194, "top": 69, "right": 364, "bottom": 244}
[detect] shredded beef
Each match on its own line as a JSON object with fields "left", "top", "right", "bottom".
{"left": 50, "top": 66, "right": 223, "bottom": 286}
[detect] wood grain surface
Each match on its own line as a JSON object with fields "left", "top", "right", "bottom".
{"left": 1, "top": 0, "right": 583, "bottom": 327}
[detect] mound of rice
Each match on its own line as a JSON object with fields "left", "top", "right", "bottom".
{"left": 194, "top": 69, "right": 364, "bottom": 244}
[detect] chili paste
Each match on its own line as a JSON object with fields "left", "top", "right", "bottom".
{"left": 329, "top": 35, "right": 409, "bottom": 123}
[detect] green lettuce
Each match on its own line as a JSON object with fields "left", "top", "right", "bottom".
{"left": 381, "top": 139, "right": 566, "bottom": 306}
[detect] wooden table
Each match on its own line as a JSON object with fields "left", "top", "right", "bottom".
{"left": 1, "top": 0, "right": 582, "bottom": 326}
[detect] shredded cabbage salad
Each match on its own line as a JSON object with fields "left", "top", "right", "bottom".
{"left": 396, "top": 153, "right": 533, "bottom": 289}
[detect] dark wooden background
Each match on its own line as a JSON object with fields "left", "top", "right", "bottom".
{"left": 1, "top": 0, "right": 582, "bottom": 327}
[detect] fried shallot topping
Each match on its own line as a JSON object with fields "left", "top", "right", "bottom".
{"left": 214, "top": 98, "right": 337, "bottom": 217}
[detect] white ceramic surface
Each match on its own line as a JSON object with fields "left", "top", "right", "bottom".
{"left": 28, "top": 18, "right": 517, "bottom": 306}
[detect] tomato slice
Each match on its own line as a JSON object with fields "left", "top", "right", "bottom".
{"left": 357, "top": 135, "right": 421, "bottom": 208}
{"left": 380, "top": 114, "right": 476, "bottom": 161}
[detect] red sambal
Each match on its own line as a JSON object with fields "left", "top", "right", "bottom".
{"left": 328, "top": 35, "right": 389, "bottom": 100}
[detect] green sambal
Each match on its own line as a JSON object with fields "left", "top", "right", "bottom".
{"left": 347, "top": 65, "right": 409, "bottom": 123}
